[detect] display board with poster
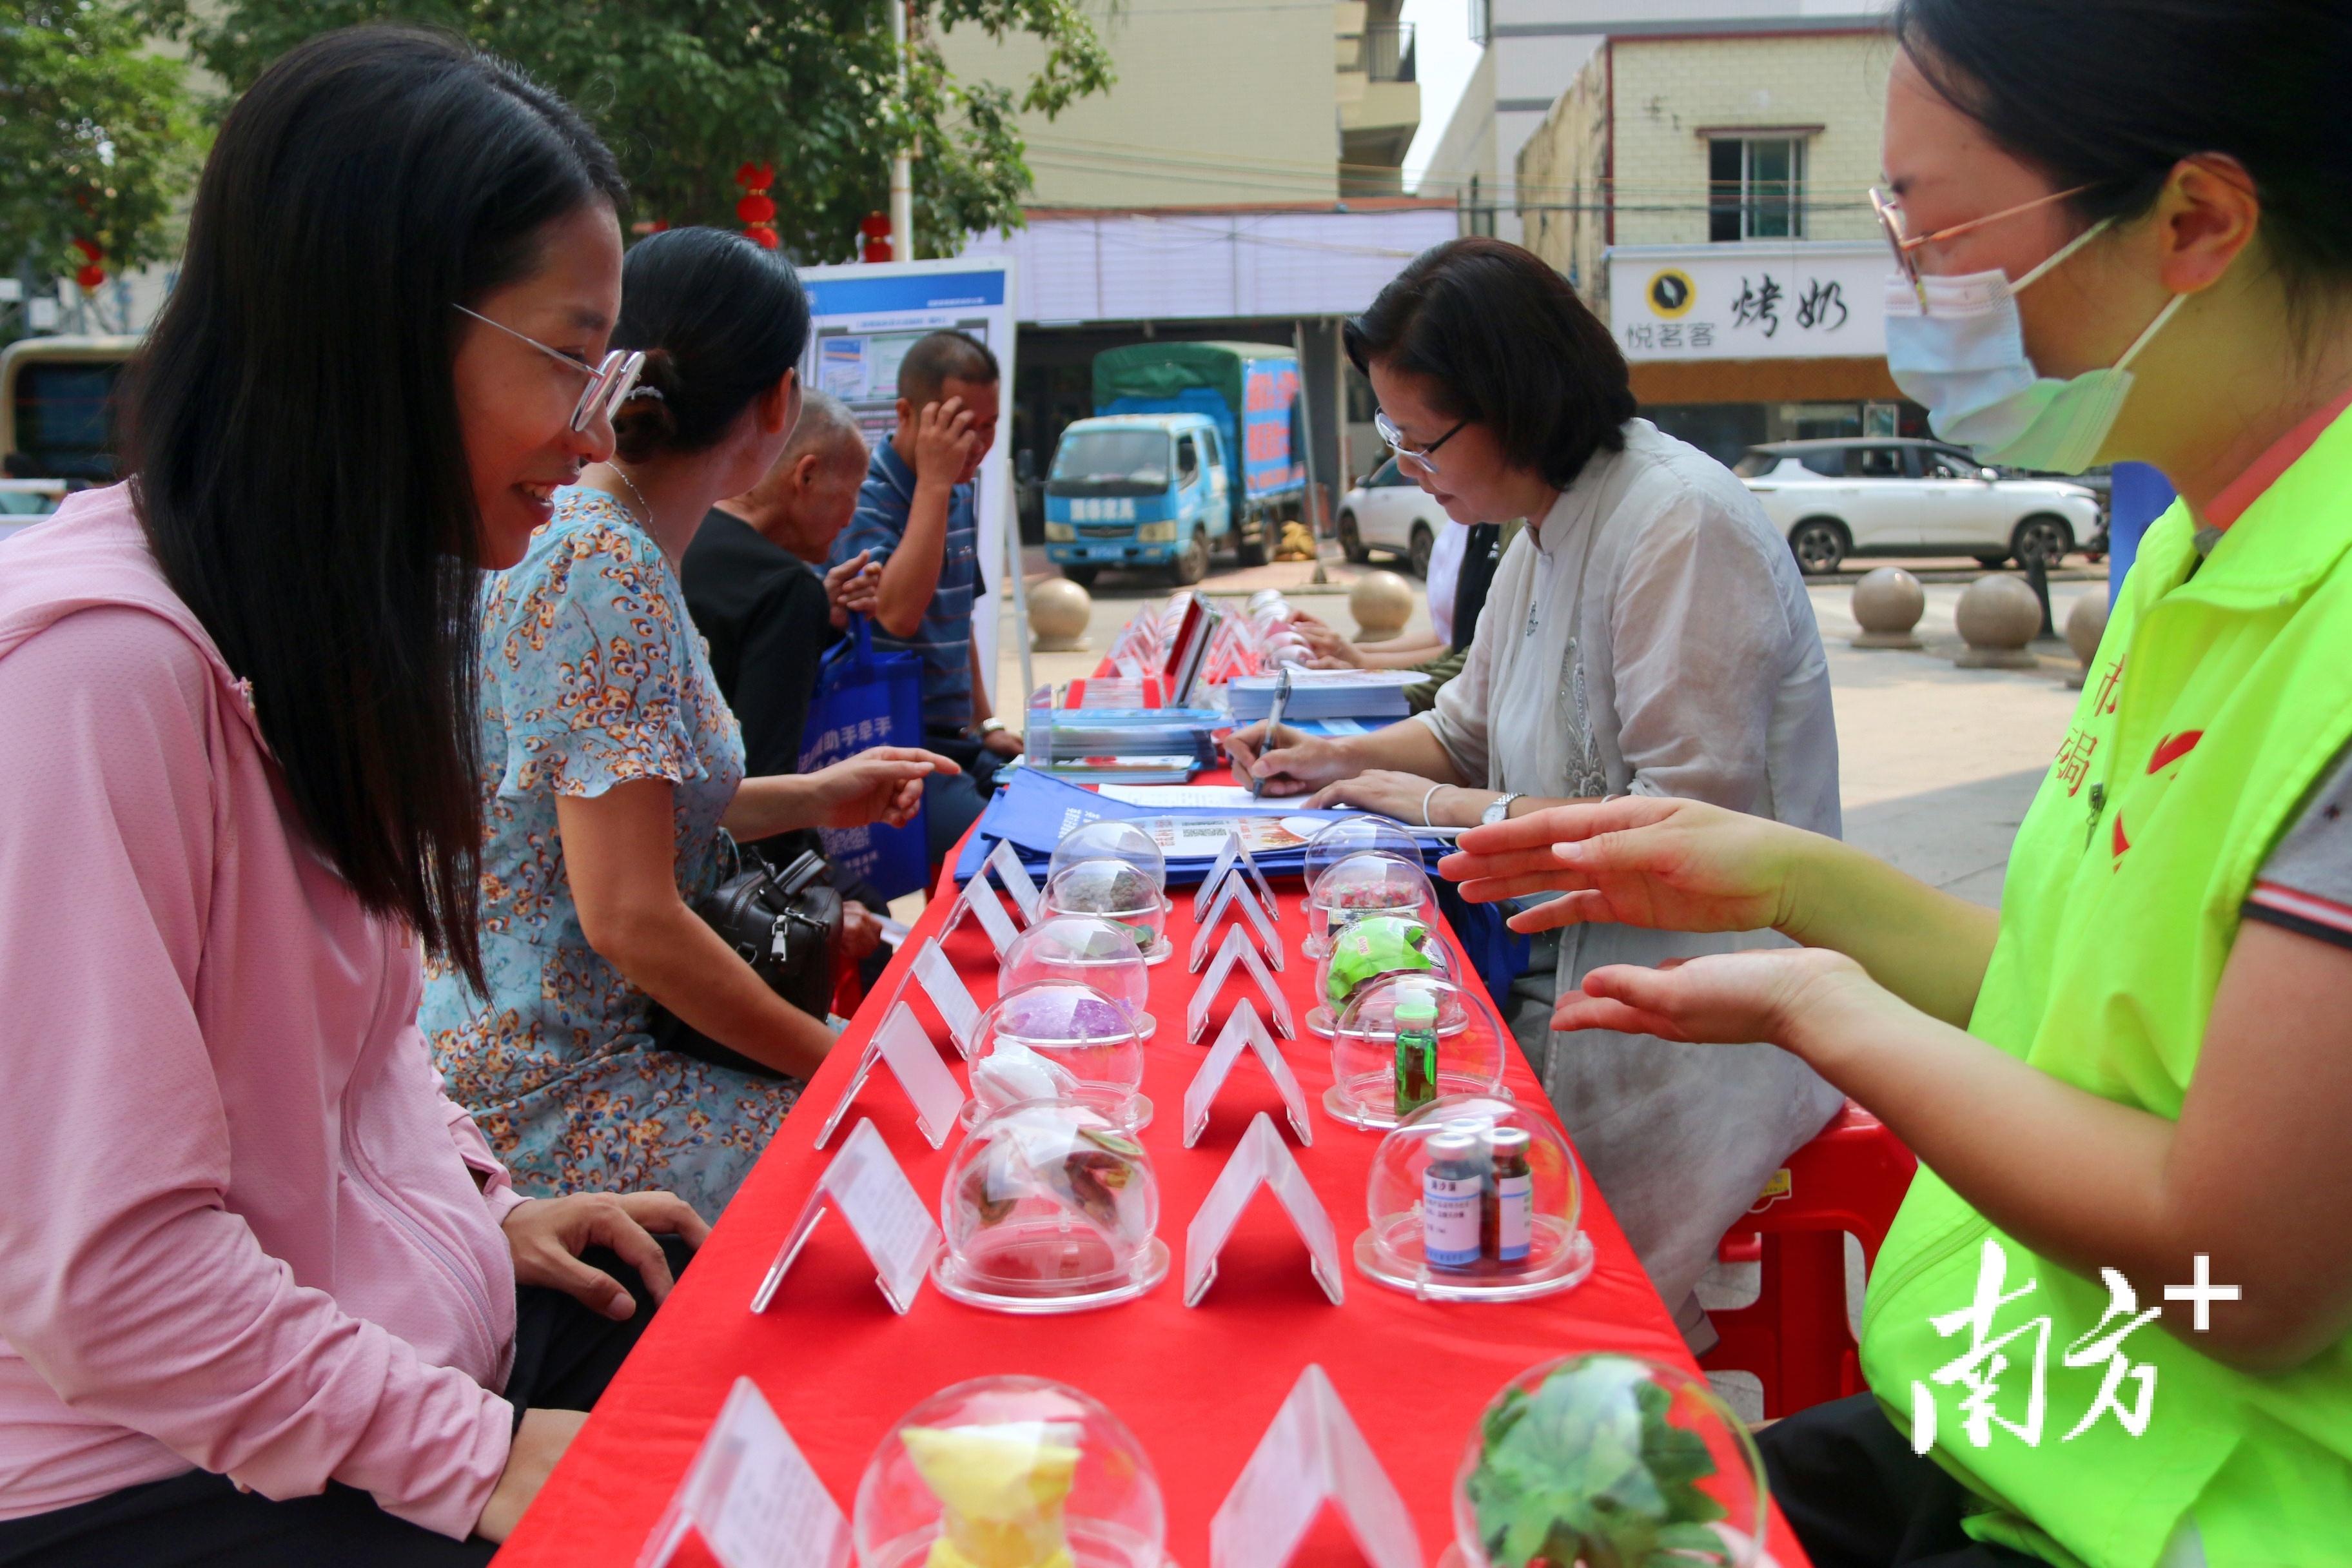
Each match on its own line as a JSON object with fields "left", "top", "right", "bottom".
{"left": 796, "top": 258, "right": 1024, "bottom": 703}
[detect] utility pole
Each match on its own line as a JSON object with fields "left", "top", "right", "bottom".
{"left": 890, "top": 0, "right": 914, "bottom": 262}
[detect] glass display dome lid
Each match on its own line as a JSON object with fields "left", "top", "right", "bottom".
{"left": 1326, "top": 974, "right": 1509, "bottom": 1131}
{"left": 936, "top": 1100, "right": 1167, "bottom": 1313}
{"left": 1302, "top": 816, "right": 1424, "bottom": 896}
{"left": 999, "top": 916, "right": 1153, "bottom": 1041}
{"left": 966, "top": 981, "right": 1149, "bottom": 1131}
{"left": 1041, "top": 861, "right": 1170, "bottom": 964}
{"left": 1308, "top": 912, "right": 1457, "bottom": 1037}
{"left": 1446, "top": 1353, "right": 1766, "bottom": 1568}
{"left": 854, "top": 1375, "right": 1166, "bottom": 1568}
{"left": 1356, "top": 1094, "right": 1592, "bottom": 1302}
{"left": 1047, "top": 821, "right": 1168, "bottom": 894}
{"left": 1301, "top": 848, "right": 1435, "bottom": 958}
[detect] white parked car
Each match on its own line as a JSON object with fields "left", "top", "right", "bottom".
{"left": 1734, "top": 438, "right": 2104, "bottom": 574}
{"left": 1337, "top": 456, "right": 1446, "bottom": 577}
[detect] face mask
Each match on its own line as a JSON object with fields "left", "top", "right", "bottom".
{"left": 1883, "top": 217, "right": 2186, "bottom": 473}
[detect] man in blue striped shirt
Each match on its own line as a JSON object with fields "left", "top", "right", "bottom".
{"left": 829, "top": 331, "right": 1017, "bottom": 861}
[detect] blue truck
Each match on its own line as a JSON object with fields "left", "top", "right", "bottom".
{"left": 1043, "top": 341, "right": 1305, "bottom": 586}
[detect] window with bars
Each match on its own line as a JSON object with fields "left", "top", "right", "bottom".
{"left": 1708, "top": 135, "right": 1807, "bottom": 242}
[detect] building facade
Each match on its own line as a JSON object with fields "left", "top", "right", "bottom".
{"left": 1515, "top": 21, "right": 1916, "bottom": 464}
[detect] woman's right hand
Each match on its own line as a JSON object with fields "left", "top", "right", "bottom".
{"left": 807, "top": 747, "right": 958, "bottom": 829}
{"left": 1222, "top": 721, "right": 1352, "bottom": 797}
{"left": 1440, "top": 796, "right": 1805, "bottom": 936}
{"left": 476, "top": 1407, "right": 587, "bottom": 1543}
{"left": 1287, "top": 614, "right": 1364, "bottom": 669}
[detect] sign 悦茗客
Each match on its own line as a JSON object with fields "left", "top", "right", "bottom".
{"left": 1604, "top": 241, "right": 1886, "bottom": 362}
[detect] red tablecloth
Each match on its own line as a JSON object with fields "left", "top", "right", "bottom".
{"left": 496, "top": 845, "right": 1808, "bottom": 1567}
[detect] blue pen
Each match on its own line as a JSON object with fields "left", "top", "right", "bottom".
{"left": 1250, "top": 666, "right": 1293, "bottom": 799}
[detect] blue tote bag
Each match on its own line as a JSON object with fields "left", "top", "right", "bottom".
{"left": 796, "top": 615, "right": 931, "bottom": 898}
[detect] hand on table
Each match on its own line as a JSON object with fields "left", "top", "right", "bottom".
{"left": 1558, "top": 945, "right": 1894, "bottom": 1061}
{"left": 1222, "top": 721, "right": 1350, "bottom": 797}
{"left": 501, "top": 1191, "right": 710, "bottom": 1322}
{"left": 825, "top": 551, "right": 881, "bottom": 630}
{"left": 475, "top": 1407, "right": 587, "bottom": 1544}
{"left": 1287, "top": 614, "right": 1365, "bottom": 668}
{"left": 1306, "top": 769, "right": 1447, "bottom": 823}
{"left": 1439, "top": 796, "right": 1802, "bottom": 936}
{"left": 808, "top": 747, "right": 959, "bottom": 829}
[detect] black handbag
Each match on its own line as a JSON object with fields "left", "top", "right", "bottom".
{"left": 646, "top": 843, "right": 843, "bottom": 1079}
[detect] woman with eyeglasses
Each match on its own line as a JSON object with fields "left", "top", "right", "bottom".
{"left": 0, "top": 28, "right": 725, "bottom": 1562}
{"left": 421, "top": 228, "right": 954, "bottom": 1220}
{"left": 1226, "top": 235, "right": 1846, "bottom": 1344}
{"left": 1446, "top": 3, "right": 2352, "bottom": 1562}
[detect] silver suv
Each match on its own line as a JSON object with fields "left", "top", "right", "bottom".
{"left": 1734, "top": 438, "right": 2105, "bottom": 574}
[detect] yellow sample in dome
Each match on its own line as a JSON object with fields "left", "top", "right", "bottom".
{"left": 901, "top": 1421, "right": 1084, "bottom": 1568}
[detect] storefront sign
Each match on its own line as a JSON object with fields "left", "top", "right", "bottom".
{"left": 1605, "top": 241, "right": 1887, "bottom": 362}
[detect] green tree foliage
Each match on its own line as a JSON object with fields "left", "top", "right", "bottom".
{"left": 148, "top": 0, "right": 1113, "bottom": 260}
{"left": 0, "top": 1, "right": 199, "bottom": 277}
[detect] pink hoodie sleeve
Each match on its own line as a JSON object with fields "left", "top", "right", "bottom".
{"left": 435, "top": 1055, "right": 535, "bottom": 1230}
{"left": 0, "top": 609, "right": 513, "bottom": 1539}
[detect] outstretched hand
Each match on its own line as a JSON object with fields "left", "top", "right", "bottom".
{"left": 1439, "top": 796, "right": 1801, "bottom": 936}
{"left": 1555, "top": 946, "right": 1891, "bottom": 1057}
{"left": 809, "top": 747, "right": 959, "bottom": 829}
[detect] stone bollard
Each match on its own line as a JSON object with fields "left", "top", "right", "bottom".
{"left": 1029, "top": 575, "right": 1092, "bottom": 652}
{"left": 2063, "top": 589, "right": 2110, "bottom": 689}
{"left": 1850, "top": 567, "right": 1926, "bottom": 649}
{"left": 1954, "top": 574, "right": 2045, "bottom": 670}
{"left": 1350, "top": 568, "right": 1415, "bottom": 643}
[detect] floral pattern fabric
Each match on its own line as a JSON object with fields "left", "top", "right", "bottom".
{"left": 422, "top": 488, "right": 799, "bottom": 1217}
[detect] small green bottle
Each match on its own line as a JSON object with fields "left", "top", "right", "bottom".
{"left": 1393, "top": 985, "right": 1439, "bottom": 1118}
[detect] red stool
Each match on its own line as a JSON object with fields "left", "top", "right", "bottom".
{"left": 1699, "top": 1101, "right": 1917, "bottom": 1418}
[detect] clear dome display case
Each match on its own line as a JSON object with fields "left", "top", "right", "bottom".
{"left": 1354, "top": 1094, "right": 1591, "bottom": 1302}
{"left": 1308, "top": 913, "right": 1457, "bottom": 1037}
{"left": 1041, "top": 862, "right": 1170, "bottom": 966}
{"left": 1301, "top": 850, "right": 1436, "bottom": 960}
{"left": 854, "top": 1375, "right": 1167, "bottom": 1568}
{"left": 1447, "top": 1355, "right": 1767, "bottom": 1568}
{"left": 1047, "top": 821, "right": 1168, "bottom": 894}
{"left": 965, "top": 982, "right": 1149, "bottom": 1132}
{"left": 936, "top": 1101, "right": 1168, "bottom": 1313}
{"left": 1326, "top": 975, "right": 1509, "bottom": 1131}
{"left": 999, "top": 916, "right": 1154, "bottom": 1041}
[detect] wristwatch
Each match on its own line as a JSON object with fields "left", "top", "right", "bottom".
{"left": 1482, "top": 792, "right": 1524, "bottom": 827}
{"left": 977, "top": 718, "right": 1008, "bottom": 738}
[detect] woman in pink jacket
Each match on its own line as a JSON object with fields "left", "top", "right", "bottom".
{"left": 0, "top": 27, "right": 710, "bottom": 1565}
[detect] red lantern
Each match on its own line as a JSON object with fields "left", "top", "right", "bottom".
{"left": 735, "top": 192, "right": 777, "bottom": 224}
{"left": 734, "top": 161, "right": 779, "bottom": 249}
{"left": 861, "top": 210, "right": 892, "bottom": 264}
{"left": 75, "top": 263, "right": 106, "bottom": 291}
{"left": 72, "top": 237, "right": 102, "bottom": 263}
{"left": 743, "top": 226, "right": 780, "bottom": 250}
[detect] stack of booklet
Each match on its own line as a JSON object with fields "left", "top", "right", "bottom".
{"left": 1030, "top": 706, "right": 1221, "bottom": 787}
{"left": 1226, "top": 669, "right": 1427, "bottom": 723}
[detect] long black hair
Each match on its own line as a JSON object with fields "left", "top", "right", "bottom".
{"left": 122, "top": 26, "right": 624, "bottom": 988}
{"left": 1894, "top": 1, "right": 2352, "bottom": 293}
{"left": 1345, "top": 237, "right": 1637, "bottom": 492}
{"left": 608, "top": 228, "right": 810, "bottom": 462}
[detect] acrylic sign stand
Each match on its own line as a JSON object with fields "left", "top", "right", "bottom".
{"left": 1190, "top": 872, "right": 1282, "bottom": 973}
{"left": 983, "top": 838, "right": 1043, "bottom": 925}
{"left": 1191, "top": 828, "right": 1277, "bottom": 921}
{"left": 1208, "top": 1364, "right": 1422, "bottom": 1568}
{"left": 812, "top": 998, "right": 966, "bottom": 1152}
{"left": 1184, "top": 1112, "right": 1342, "bottom": 1307}
{"left": 637, "top": 1377, "right": 850, "bottom": 1568}
{"left": 908, "top": 942, "right": 983, "bottom": 1057}
{"left": 1183, "top": 1000, "right": 1312, "bottom": 1147}
{"left": 937, "top": 873, "right": 1019, "bottom": 957}
{"left": 1188, "top": 923, "right": 1296, "bottom": 1042}
{"left": 752, "top": 1118, "right": 941, "bottom": 1317}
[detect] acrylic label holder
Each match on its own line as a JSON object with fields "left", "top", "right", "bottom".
{"left": 1184, "top": 999, "right": 1311, "bottom": 1148}
{"left": 1190, "top": 872, "right": 1282, "bottom": 973}
{"left": 1191, "top": 828, "right": 1277, "bottom": 921}
{"left": 754, "top": 1118, "right": 941, "bottom": 1317}
{"left": 1188, "top": 923, "right": 1296, "bottom": 1043}
{"left": 983, "top": 838, "right": 1043, "bottom": 925}
{"left": 939, "top": 873, "right": 1019, "bottom": 957}
{"left": 1184, "top": 1112, "right": 1342, "bottom": 1308}
{"left": 813, "top": 998, "right": 967, "bottom": 1152}
{"left": 909, "top": 942, "right": 983, "bottom": 1058}
{"left": 637, "top": 1377, "right": 849, "bottom": 1568}
{"left": 1208, "top": 1364, "right": 1422, "bottom": 1568}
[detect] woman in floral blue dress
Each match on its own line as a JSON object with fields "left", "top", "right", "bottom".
{"left": 423, "top": 229, "right": 952, "bottom": 1215}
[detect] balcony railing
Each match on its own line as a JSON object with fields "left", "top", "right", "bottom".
{"left": 1349, "top": 23, "right": 1416, "bottom": 83}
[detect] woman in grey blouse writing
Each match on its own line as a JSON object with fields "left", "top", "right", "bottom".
{"left": 1228, "top": 237, "right": 1845, "bottom": 1342}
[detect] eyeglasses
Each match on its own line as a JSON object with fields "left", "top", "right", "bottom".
{"left": 451, "top": 303, "right": 645, "bottom": 433}
{"left": 1871, "top": 183, "right": 2094, "bottom": 309}
{"left": 1375, "top": 409, "right": 1469, "bottom": 478}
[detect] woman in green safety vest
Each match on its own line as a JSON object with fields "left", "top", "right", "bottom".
{"left": 1443, "top": 2, "right": 2352, "bottom": 1564}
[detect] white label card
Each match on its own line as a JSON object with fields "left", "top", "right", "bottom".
{"left": 638, "top": 1377, "right": 850, "bottom": 1568}
{"left": 753, "top": 1118, "right": 941, "bottom": 1316}
{"left": 910, "top": 943, "right": 983, "bottom": 1057}
{"left": 1188, "top": 923, "right": 1295, "bottom": 1043}
{"left": 1191, "top": 830, "right": 1277, "bottom": 920}
{"left": 1184, "top": 1113, "right": 1341, "bottom": 1308}
{"left": 1189, "top": 873, "right": 1282, "bottom": 974}
{"left": 812, "top": 1000, "right": 966, "bottom": 1152}
{"left": 961, "top": 877, "right": 1020, "bottom": 956}
{"left": 1183, "top": 1000, "right": 1312, "bottom": 1148}
{"left": 983, "top": 839, "right": 1043, "bottom": 925}
{"left": 1208, "top": 1366, "right": 1421, "bottom": 1568}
